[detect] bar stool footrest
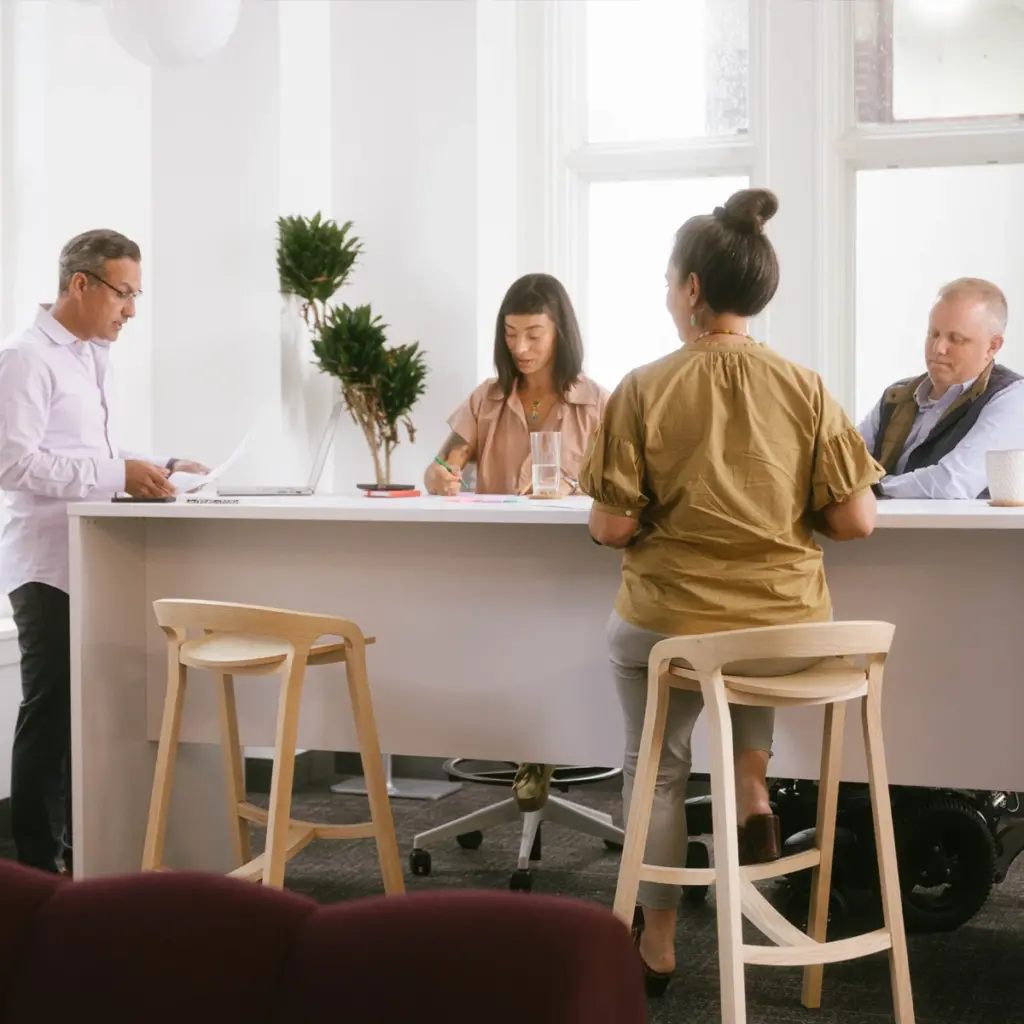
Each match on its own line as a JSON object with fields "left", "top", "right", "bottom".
{"left": 637, "top": 847, "right": 821, "bottom": 887}
{"left": 743, "top": 929, "right": 893, "bottom": 967}
{"left": 741, "top": 881, "right": 893, "bottom": 966}
{"left": 224, "top": 816, "right": 378, "bottom": 882}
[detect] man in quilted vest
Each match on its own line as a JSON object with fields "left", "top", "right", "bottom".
{"left": 858, "top": 278, "right": 1024, "bottom": 499}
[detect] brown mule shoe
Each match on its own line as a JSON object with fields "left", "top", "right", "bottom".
{"left": 739, "top": 813, "right": 782, "bottom": 865}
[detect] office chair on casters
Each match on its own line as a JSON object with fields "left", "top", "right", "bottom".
{"left": 410, "top": 760, "right": 624, "bottom": 891}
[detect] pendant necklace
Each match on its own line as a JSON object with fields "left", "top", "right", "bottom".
{"left": 691, "top": 328, "right": 757, "bottom": 344}
{"left": 530, "top": 399, "right": 542, "bottom": 422}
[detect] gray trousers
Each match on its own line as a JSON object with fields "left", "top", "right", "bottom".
{"left": 608, "top": 610, "right": 782, "bottom": 910}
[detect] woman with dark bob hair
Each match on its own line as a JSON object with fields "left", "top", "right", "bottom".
{"left": 580, "top": 188, "right": 883, "bottom": 994}
{"left": 424, "top": 271, "right": 609, "bottom": 810}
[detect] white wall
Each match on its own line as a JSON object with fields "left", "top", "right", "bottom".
{"left": 1, "top": 0, "right": 495, "bottom": 490}
{"left": 328, "top": 0, "right": 482, "bottom": 492}
{"left": 150, "top": 0, "right": 282, "bottom": 472}
{"left": 278, "top": 0, "right": 338, "bottom": 490}
{"left": 2, "top": 0, "right": 152, "bottom": 452}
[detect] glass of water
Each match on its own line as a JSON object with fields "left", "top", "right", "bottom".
{"left": 530, "top": 431, "right": 562, "bottom": 497}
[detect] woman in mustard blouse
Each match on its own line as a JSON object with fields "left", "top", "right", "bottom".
{"left": 580, "top": 188, "right": 883, "bottom": 994}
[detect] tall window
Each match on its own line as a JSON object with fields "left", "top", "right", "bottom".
{"left": 850, "top": 0, "right": 1024, "bottom": 420}
{"left": 531, "top": 0, "right": 1024, "bottom": 415}
{"left": 537, "top": 0, "right": 754, "bottom": 392}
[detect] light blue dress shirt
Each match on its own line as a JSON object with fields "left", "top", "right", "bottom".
{"left": 857, "top": 372, "right": 1024, "bottom": 499}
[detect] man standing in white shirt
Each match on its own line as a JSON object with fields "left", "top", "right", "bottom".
{"left": 0, "top": 229, "right": 207, "bottom": 874}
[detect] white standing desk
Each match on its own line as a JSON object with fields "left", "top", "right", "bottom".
{"left": 68, "top": 496, "right": 1024, "bottom": 878}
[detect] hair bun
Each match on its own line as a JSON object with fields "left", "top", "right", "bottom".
{"left": 720, "top": 188, "right": 779, "bottom": 234}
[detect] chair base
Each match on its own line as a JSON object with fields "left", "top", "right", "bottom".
{"left": 147, "top": 802, "right": 378, "bottom": 885}
{"left": 410, "top": 795, "right": 624, "bottom": 886}
{"left": 330, "top": 752, "right": 463, "bottom": 801}
{"left": 330, "top": 777, "right": 463, "bottom": 801}
{"left": 442, "top": 758, "right": 622, "bottom": 790}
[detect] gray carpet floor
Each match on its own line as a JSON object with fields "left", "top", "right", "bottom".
{"left": 248, "top": 781, "right": 1024, "bottom": 1024}
{"left": 4, "top": 780, "right": 1023, "bottom": 1023}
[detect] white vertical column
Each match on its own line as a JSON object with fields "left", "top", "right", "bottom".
{"left": 4, "top": 0, "right": 49, "bottom": 335}
{"left": 329, "top": 0, "right": 479, "bottom": 493}
{"left": 476, "top": 0, "right": 520, "bottom": 381}
{"left": 150, "top": 0, "right": 281, "bottom": 468}
{"left": 759, "top": 0, "right": 819, "bottom": 373}
{"left": 277, "top": 0, "right": 336, "bottom": 491}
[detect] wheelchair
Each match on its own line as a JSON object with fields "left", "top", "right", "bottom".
{"left": 681, "top": 778, "right": 1024, "bottom": 936}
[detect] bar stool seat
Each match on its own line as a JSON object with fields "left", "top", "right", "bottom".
{"left": 613, "top": 620, "right": 914, "bottom": 1023}
{"left": 686, "top": 658, "right": 867, "bottom": 704}
{"left": 142, "top": 599, "right": 404, "bottom": 894}
{"left": 180, "top": 635, "right": 354, "bottom": 672}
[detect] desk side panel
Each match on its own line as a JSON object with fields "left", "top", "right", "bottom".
{"left": 143, "top": 520, "right": 627, "bottom": 767}
{"left": 139, "top": 519, "right": 1024, "bottom": 795}
{"left": 70, "top": 516, "right": 150, "bottom": 878}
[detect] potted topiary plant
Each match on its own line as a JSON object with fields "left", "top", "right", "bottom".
{"left": 277, "top": 213, "right": 428, "bottom": 491}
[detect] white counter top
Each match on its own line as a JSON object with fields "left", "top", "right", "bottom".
{"left": 71, "top": 494, "right": 596, "bottom": 524}
{"left": 66, "top": 494, "right": 1024, "bottom": 529}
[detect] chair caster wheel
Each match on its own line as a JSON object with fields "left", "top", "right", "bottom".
{"left": 604, "top": 838, "right": 623, "bottom": 852}
{"left": 683, "top": 840, "right": 710, "bottom": 906}
{"left": 510, "top": 869, "right": 533, "bottom": 892}
{"left": 457, "top": 830, "right": 483, "bottom": 850}
{"left": 410, "top": 848, "right": 432, "bottom": 877}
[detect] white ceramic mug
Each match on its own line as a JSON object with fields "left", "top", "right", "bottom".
{"left": 985, "top": 449, "right": 1024, "bottom": 506}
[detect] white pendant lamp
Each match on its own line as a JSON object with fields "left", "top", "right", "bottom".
{"left": 102, "top": 0, "right": 242, "bottom": 69}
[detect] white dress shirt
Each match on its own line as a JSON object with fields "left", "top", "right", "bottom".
{"left": 858, "top": 371, "right": 1024, "bottom": 499}
{"left": 0, "top": 306, "right": 167, "bottom": 595}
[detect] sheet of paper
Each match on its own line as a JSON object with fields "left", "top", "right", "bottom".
{"left": 444, "top": 494, "right": 526, "bottom": 504}
{"left": 169, "top": 419, "right": 260, "bottom": 494}
{"left": 169, "top": 468, "right": 221, "bottom": 493}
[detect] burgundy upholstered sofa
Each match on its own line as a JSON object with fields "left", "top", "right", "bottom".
{"left": 0, "top": 861, "right": 645, "bottom": 1023}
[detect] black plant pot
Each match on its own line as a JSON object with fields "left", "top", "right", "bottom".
{"left": 356, "top": 483, "right": 417, "bottom": 493}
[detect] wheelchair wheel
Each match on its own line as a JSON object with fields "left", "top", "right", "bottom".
{"left": 897, "top": 793, "right": 996, "bottom": 933}
{"left": 775, "top": 880, "right": 851, "bottom": 941}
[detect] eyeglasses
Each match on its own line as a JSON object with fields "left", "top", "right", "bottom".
{"left": 80, "top": 269, "right": 142, "bottom": 302}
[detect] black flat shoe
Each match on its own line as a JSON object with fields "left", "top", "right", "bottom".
{"left": 631, "top": 906, "right": 674, "bottom": 998}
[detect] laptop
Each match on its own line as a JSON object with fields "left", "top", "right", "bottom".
{"left": 217, "top": 403, "right": 343, "bottom": 497}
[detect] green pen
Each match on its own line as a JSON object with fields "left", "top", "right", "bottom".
{"left": 434, "top": 455, "right": 468, "bottom": 489}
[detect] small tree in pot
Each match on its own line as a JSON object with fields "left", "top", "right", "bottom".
{"left": 277, "top": 213, "right": 427, "bottom": 489}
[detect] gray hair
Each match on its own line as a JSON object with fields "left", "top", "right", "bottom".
{"left": 937, "top": 277, "right": 1008, "bottom": 336}
{"left": 58, "top": 229, "right": 141, "bottom": 293}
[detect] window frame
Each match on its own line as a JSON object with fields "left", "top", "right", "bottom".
{"left": 522, "top": 0, "right": 1024, "bottom": 413}
{"left": 825, "top": 0, "right": 1024, "bottom": 412}
{"left": 521, "top": 0, "right": 765, "bottom": 384}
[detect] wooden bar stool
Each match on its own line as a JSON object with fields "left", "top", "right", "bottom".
{"left": 141, "top": 599, "right": 405, "bottom": 893}
{"left": 612, "top": 620, "right": 913, "bottom": 1024}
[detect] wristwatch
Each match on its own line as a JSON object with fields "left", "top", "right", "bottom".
{"left": 564, "top": 476, "right": 579, "bottom": 495}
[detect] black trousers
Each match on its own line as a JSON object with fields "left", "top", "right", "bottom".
{"left": 9, "top": 582, "right": 72, "bottom": 873}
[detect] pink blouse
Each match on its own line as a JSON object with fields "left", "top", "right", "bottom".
{"left": 447, "top": 375, "right": 609, "bottom": 494}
